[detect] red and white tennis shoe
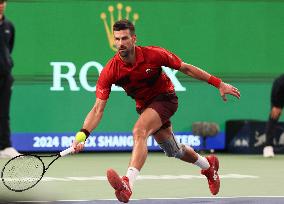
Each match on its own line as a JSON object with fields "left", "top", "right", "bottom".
{"left": 201, "top": 154, "right": 220, "bottom": 195}
{"left": 107, "top": 169, "right": 132, "bottom": 203}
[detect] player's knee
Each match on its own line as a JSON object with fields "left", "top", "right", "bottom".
{"left": 158, "top": 136, "right": 186, "bottom": 159}
{"left": 132, "top": 127, "right": 148, "bottom": 141}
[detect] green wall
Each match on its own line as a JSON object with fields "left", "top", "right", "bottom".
{"left": 5, "top": 0, "right": 284, "bottom": 133}
{"left": 11, "top": 82, "right": 271, "bottom": 133}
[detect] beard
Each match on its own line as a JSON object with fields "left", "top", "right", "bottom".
{"left": 118, "top": 45, "right": 135, "bottom": 59}
{"left": 119, "top": 49, "right": 129, "bottom": 58}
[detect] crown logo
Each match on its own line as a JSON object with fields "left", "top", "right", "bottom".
{"left": 100, "top": 3, "right": 139, "bottom": 51}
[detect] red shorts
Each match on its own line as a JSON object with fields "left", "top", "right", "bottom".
{"left": 136, "top": 92, "right": 178, "bottom": 130}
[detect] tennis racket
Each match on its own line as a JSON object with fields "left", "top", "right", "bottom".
{"left": 1, "top": 146, "right": 75, "bottom": 192}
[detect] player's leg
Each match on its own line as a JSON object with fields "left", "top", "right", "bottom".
{"left": 153, "top": 125, "right": 205, "bottom": 164}
{"left": 263, "top": 106, "right": 282, "bottom": 157}
{"left": 0, "top": 75, "right": 19, "bottom": 158}
{"left": 0, "top": 76, "right": 12, "bottom": 149}
{"left": 153, "top": 126, "right": 220, "bottom": 195}
{"left": 264, "top": 77, "right": 284, "bottom": 157}
{"left": 107, "top": 107, "right": 163, "bottom": 203}
{"left": 266, "top": 106, "right": 282, "bottom": 146}
{"left": 107, "top": 93, "right": 179, "bottom": 203}
{"left": 129, "top": 107, "right": 163, "bottom": 170}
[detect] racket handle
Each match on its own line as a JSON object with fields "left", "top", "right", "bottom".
{"left": 60, "top": 146, "right": 75, "bottom": 157}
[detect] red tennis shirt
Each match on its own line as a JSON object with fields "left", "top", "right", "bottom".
{"left": 96, "top": 46, "right": 182, "bottom": 109}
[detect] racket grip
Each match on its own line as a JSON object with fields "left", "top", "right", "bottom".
{"left": 60, "top": 146, "right": 75, "bottom": 157}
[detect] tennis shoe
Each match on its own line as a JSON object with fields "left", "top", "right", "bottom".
{"left": 201, "top": 154, "right": 220, "bottom": 195}
{"left": 0, "top": 147, "right": 21, "bottom": 159}
{"left": 107, "top": 168, "right": 132, "bottom": 203}
{"left": 263, "top": 146, "right": 275, "bottom": 158}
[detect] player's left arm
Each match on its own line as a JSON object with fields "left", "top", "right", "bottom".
{"left": 179, "top": 62, "right": 241, "bottom": 101}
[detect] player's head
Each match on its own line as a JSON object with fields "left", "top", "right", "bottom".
{"left": 113, "top": 19, "right": 136, "bottom": 58}
{"left": 0, "top": 0, "right": 7, "bottom": 17}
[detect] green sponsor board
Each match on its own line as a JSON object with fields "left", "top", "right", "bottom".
{"left": 7, "top": 0, "right": 284, "bottom": 78}
{"left": 5, "top": 0, "right": 284, "bottom": 133}
{"left": 11, "top": 82, "right": 272, "bottom": 132}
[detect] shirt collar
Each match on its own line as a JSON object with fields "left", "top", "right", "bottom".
{"left": 135, "top": 46, "right": 144, "bottom": 65}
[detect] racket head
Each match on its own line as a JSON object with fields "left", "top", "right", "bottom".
{"left": 1, "top": 154, "right": 45, "bottom": 192}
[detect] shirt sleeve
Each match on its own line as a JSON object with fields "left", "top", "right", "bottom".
{"left": 156, "top": 47, "right": 182, "bottom": 70}
{"left": 96, "top": 62, "right": 114, "bottom": 100}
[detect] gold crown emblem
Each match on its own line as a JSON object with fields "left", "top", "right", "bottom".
{"left": 100, "top": 3, "right": 139, "bottom": 51}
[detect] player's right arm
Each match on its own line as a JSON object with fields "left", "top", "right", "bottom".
{"left": 82, "top": 98, "right": 107, "bottom": 133}
{"left": 72, "top": 98, "right": 107, "bottom": 152}
{"left": 72, "top": 59, "right": 115, "bottom": 152}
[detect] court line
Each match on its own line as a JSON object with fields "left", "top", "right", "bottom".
{"left": 38, "top": 174, "right": 258, "bottom": 182}
{"left": 10, "top": 196, "right": 284, "bottom": 203}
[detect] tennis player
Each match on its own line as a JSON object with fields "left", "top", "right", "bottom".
{"left": 72, "top": 19, "right": 241, "bottom": 203}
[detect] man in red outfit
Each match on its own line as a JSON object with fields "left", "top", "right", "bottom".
{"left": 72, "top": 19, "right": 240, "bottom": 203}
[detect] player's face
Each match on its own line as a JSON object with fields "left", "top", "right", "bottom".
{"left": 0, "top": 1, "right": 6, "bottom": 16}
{"left": 114, "top": 29, "right": 136, "bottom": 58}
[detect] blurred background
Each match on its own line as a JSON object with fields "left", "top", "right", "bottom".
{"left": 5, "top": 0, "right": 284, "bottom": 154}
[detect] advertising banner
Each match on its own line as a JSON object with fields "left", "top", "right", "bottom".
{"left": 226, "top": 120, "right": 284, "bottom": 154}
{"left": 12, "top": 132, "right": 225, "bottom": 152}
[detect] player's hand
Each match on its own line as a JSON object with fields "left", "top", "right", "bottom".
{"left": 72, "top": 140, "right": 85, "bottom": 153}
{"left": 219, "top": 82, "right": 241, "bottom": 101}
{"left": 72, "top": 132, "right": 86, "bottom": 153}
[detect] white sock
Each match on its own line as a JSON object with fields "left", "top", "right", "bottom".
{"left": 126, "top": 167, "right": 140, "bottom": 190}
{"left": 194, "top": 154, "right": 210, "bottom": 170}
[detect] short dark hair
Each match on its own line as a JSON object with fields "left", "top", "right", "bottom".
{"left": 113, "top": 19, "right": 135, "bottom": 35}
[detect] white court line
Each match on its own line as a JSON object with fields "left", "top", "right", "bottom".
{"left": 4, "top": 175, "right": 262, "bottom": 203}
{"left": 34, "top": 174, "right": 258, "bottom": 182}
{"left": 12, "top": 196, "right": 284, "bottom": 203}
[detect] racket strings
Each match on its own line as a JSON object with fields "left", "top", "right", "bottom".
{"left": 2, "top": 155, "right": 44, "bottom": 191}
